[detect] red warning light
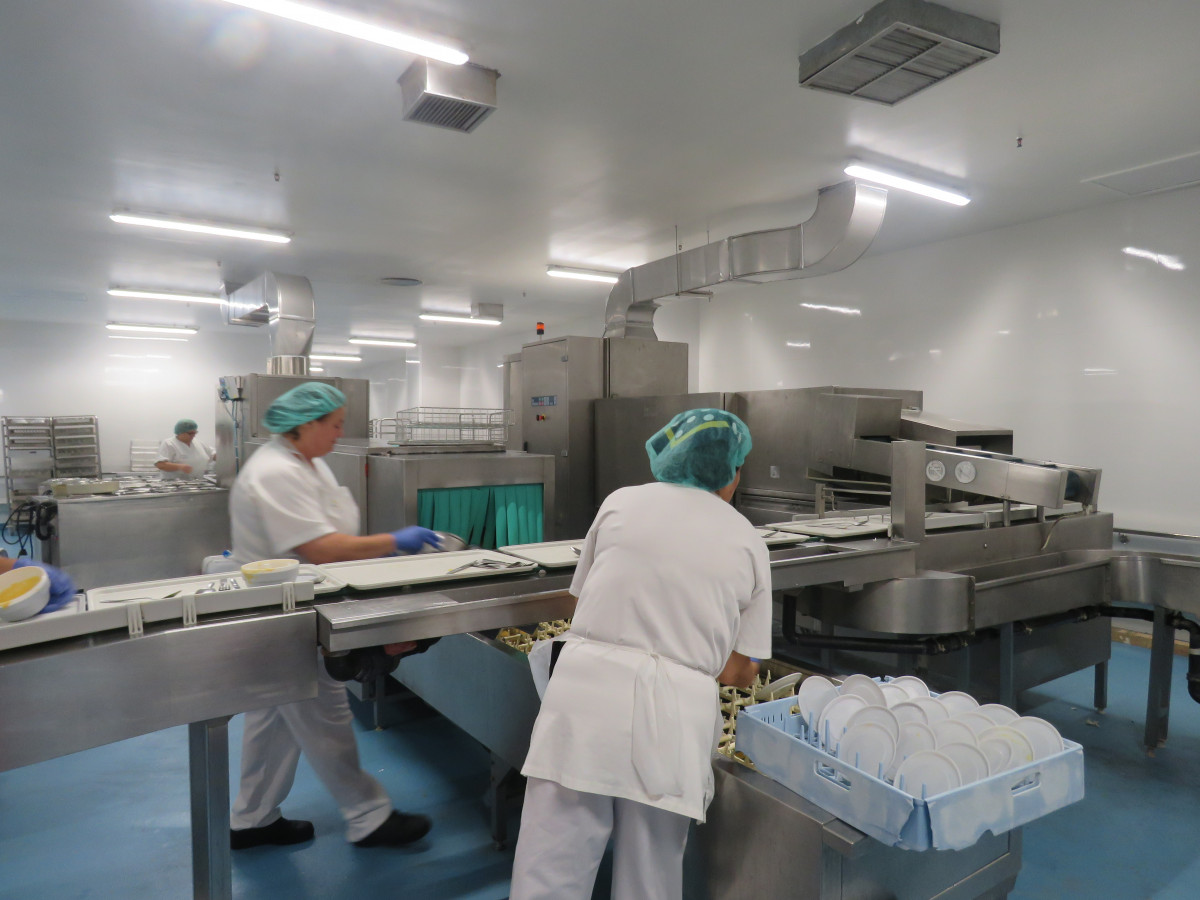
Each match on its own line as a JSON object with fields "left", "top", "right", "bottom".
{"left": 536, "top": 321, "right": 545, "bottom": 336}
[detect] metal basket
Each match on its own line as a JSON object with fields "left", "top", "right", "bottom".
{"left": 394, "top": 407, "right": 510, "bottom": 445}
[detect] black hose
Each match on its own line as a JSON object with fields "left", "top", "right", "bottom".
{"left": 1110, "top": 606, "right": 1200, "bottom": 704}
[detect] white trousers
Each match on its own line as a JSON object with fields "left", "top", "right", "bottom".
{"left": 509, "top": 777, "right": 691, "bottom": 900}
{"left": 229, "top": 652, "right": 392, "bottom": 842}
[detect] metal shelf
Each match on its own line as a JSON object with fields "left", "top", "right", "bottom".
{"left": 4, "top": 415, "right": 102, "bottom": 504}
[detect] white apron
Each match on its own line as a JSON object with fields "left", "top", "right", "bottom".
{"left": 522, "top": 635, "right": 721, "bottom": 822}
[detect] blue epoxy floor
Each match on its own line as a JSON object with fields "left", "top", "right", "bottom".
{"left": 1, "top": 642, "right": 1198, "bottom": 900}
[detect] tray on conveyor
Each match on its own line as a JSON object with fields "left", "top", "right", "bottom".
{"left": 737, "top": 695, "right": 1084, "bottom": 852}
{"left": 0, "top": 580, "right": 316, "bottom": 652}
{"left": 317, "top": 549, "right": 537, "bottom": 590}
{"left": 498, "top": 540, "right": 583, "bottom": 568}
{"left": 84, "top": 566, "right": 344, "bottom": 607}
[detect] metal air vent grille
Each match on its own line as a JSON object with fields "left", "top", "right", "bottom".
{"left": 800, "top": 0, "right": 998, "bottom": 105}
{"left": 399, "top": 59, "right": 498, "bottom": 134}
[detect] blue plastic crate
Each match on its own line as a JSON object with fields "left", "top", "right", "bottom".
{"left": 737, "top": 694, "right": 1085, "bottom": 851}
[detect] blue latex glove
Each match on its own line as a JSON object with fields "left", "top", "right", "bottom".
{"left": 12, "top": 558, "right": 77, "bottom": 613}
{"left": 391, "top": 526, "right": 442, "bottom": 555}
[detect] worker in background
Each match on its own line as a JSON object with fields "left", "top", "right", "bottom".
{"left": 0, "top": 556, "right": 76, "bottom": 612}
{"left": 509, "top": 408, "right": 772, "bottom": 900}
{"left": 227, "top": 382, "right": 441, "bottom": 851}
{"left": 154, "top": 419, "right": 215, "bottom": 479}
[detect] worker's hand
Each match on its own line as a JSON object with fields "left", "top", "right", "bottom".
{"left": 391, "top": 526, "right": 441, "bottom": 555}
{"left": 13, "top": 559, "right": 77, "bottom": 612}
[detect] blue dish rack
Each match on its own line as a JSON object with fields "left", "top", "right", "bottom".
{"left": 737, "top": 695, "right": 1085, "bottom": 851}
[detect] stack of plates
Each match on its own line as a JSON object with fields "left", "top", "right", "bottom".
{"left": 792, "top": 671, "right": 1066, "bottom": 795}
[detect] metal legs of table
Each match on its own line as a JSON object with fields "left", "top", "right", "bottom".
{"left": 997, "top": 622, "right": 1016, "bottom": 709}
{"left": 188, "top": 717, "right": 232, "bottom": 900}
{"left": 1144, "top": 606, "right": 1175, "bottom": 751}
{"left": 489, "top": 753, "right": 524, "bottom": 850}
{"left": 1093, "top": 659, "right": 1109, "bottom": 712}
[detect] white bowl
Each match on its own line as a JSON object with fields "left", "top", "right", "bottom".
{"left": 0, "top": 565, "right": 51, "bottom": 622}
{"left": 240, "top": 559, "right": 300, "bottom": 587}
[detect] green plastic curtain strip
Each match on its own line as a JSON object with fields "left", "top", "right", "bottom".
{"left": 417, "top": 484, "right": 544, "bottom": 549}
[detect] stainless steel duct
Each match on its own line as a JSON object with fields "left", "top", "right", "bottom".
{"left": 602, "top": 180, "right": 887, "bottom": 340}
{"left": 224, "top": 272, "right": 316, "bottom": 375}
{"left": 399, "top": 59, "right": 498, "bottom": 134}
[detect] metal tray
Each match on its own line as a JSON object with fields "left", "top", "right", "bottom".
{"left": 317, "top": 550, "right": 537, "bottom": 590}
{"left": 499, "top": 539, "right": 583, "bottom": 568}
{"left": 756, "top": 526, "right": 817, "bottom": 546}
{"left": 85, "top": 565, "right": 344, "bottom": 607}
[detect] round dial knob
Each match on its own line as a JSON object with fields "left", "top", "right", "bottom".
{"left": 954, "top": 460, "right": 977, "bottom": 484}
{"left": 926, "top": 460, "right": 946, "bottom": 482}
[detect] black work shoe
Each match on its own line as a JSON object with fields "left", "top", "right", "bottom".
{"left": 354, "top": 811, "right": 432, "bottom": 848}
{"left": 230, "top": 817, "right": 315, "bottom": 850}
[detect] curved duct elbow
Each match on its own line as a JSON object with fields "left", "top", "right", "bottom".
{"left": 603, "top": 180, "right": 887, "bottom": 339}
{"left": 225, "top": 272, "right": 317, "bottom": 375}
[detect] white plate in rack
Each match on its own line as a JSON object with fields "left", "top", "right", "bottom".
{"left": 318, "top": 550, "right": 537, "bottom": 590}
{"left": 1011, "top": 716, "right": 1065, "bottom": 759}
{"left": 895, "top": 750, "right": 963, "bottom": 799}
{"left": 816, "top": 694, "right": 868, "bottom": 750}
{"left": 838, "top": 673, "right": 887, "bottom": 707}
{"left": 838, "top": 722, "right": 896, "bottom": 777}
{"left": 939, "top": 742, "right": 991, "bottom": 784}
{"left": 498, "top": 540, "right": 584, "bottom": 568}
{"left": 795, "top": 675, "right": 839, "bottom": 726}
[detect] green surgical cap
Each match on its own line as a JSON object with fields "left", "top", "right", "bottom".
{"left": 646, "top": 408, "right": 752, "bottom": 492}
{"left": 262, "top": 382, "right": 347, "bottom": 433}
{"left": 174, "top": 419, "right": 198, "bottom": 435}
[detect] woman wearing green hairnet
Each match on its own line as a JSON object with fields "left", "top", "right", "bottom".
{"left": 510, "top": 408, "right": 773, "bottom": 900}
{"left": 154, "top": 418, "right": 214, "bottom": 479}
{"left": 227, "top": 382, "right": 440, "bottom": 851}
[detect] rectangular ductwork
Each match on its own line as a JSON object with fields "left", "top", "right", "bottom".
{"left": 799, "top": 0, "right": 999, "bottom": 105}
{"left": 225, "top": 272, "right": 316, "bottom": 376}
{"left": 399, "top": 59, "right": 498, "bottom": 133}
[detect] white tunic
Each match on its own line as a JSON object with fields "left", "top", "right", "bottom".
{"left": 155, "top": 436, "right": 214, "bottom": 480}
{"left": 521, "top": 481, "right": 772, "bottom": 821}
{"left": 229, "top": 436, "right": 359, "bottom": 563}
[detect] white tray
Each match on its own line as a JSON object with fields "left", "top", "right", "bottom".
{"left": 771, "top": 517, "right": 891, "bottom": 538}
{"left": 85, "top": 565, "right": 344, "bottom": 608}
{"left": 756, "top": 526, "right": 817, "bottom": 546}
{"left": 499, "top": 540, "right": 583, "bottom": 568}
{"left": 317, "top": 550, "right": 537, "bottom": 590}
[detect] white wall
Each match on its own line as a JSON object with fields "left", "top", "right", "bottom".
{"left": 696, "top": 185, "right": 1200, "bottom": 534}
{"left": 0, "top": 320, "right": 267, "bottom": 475}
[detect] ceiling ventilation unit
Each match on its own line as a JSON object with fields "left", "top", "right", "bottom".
{"left": 799, "top": 0, "right": 999, "bottom": 105}
{"left": 399, "top": 59, "right": 498, "bottom": 133}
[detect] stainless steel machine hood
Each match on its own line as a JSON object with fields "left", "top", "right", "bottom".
{"left": 602, "top": 180, "right": 888, "bottom": 339}
{"left": 224, "top": 272, "right": 316, "bottom": 376}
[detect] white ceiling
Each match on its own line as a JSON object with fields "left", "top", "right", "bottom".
{"left": 2, "top": 0, "right": 1198, "bottom": 360}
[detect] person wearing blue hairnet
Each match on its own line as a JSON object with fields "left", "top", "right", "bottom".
{"left": 227, "top": 382, "right": 440, "bottom": 851}
{"left": 154, "top": 418, "right": 215, "bottom": 479}
{"left": 510, "top": 408, "right": 772, "bottom": 900}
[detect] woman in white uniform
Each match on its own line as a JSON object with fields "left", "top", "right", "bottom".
{"left": 228, "top": 382, "right": 442, "bottom": 851}
{"left": 154, "top": 418, "right": 214, "bottom": 479}
{"left": 510, "top": 408, "right": 772, "bottom": 900}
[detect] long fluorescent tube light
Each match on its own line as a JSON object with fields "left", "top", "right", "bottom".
{"left": 108, "top": 288, "right": 225, "bottom": 305}
{"left": 107, "top": 335, "right": 190, "bottom": 342}
{"left": 106, "top": 323, "right": 198, "bottom": 334}
{"left": 406, "top": 360, "right": 421, "bottom": 365}
{"left": 110, "top": 213, "right": 291, "bottom": 244}
{"left": 786, "top": 341, "right": 811, "bottom": 348}
{"left": 218, "top": 0, "right": 468, "bottom": 65}
{"left": 309, "top": 353, "right": 362, "bottom": 362}
{"left": 419, "top": 313, "right": 502, "bottom": 325}
{"left": 546, "top": 265, "right": 620, "bottom": 285}
{"left": 801, "top": 302, "right": 862, "bottom": 316}
{"left": 348, "top": 337, "right": 418, "bottom": 347}
{"left": 1123, "top": 246, "right": 1185, "bottom": 271}
{"left": 844, "top": 164, "right": 970, "bottom": 206}
{"left": 309, "top": 366, "right": 325, "bottom": 373}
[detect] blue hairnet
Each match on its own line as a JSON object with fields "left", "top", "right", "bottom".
{"left": 174, "top": 418, "right": 198, "bottom": 435}
{"left": 646, "top": 408, "right": 752, "bottom": 492}
{"left": 262, "top": 382, "right": 347, "bottom": 433}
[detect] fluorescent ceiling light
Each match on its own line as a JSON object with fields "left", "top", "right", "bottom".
{"left": 110, "top": 212, "right": 291, "bottom": 244}
{"left": 844, "top": 164, "right": 970, "bottom": 206}
{"left": 106, "top": 323, "right": 198, "bottom": 335}
{"left": 309, "top": 353, "right": 362, "bottom": 362}
{"left": 110, "top": 354, "right": 172, "bottom": 360}
{"left": 1123, "top": 246, "right": 1185, "bottom": 271}
{"left": 218, "top": 0, "right": 467, "bottom": 65}
{"left": 786, "top": 341, "right": 811, "bottom": 348}
{"left": 406, "top": 359, "right": 421, "bottom": 365}
{"left": 1084, "top": 367, "right": 1118, "bottom": 375}
{"left": 107, "top": 335, "right": 190, "bottom": 342}
{"left": 419, "top": 313, "right": 502, "bottom": 325}
{"left": 801, "top": 302, "right": 862, "bottom": 316}
{"left": 348, "top": 337, "right": 418, "bottom": 347}
{"left": 546, "top": 265, "right": 620, "bottom": 284}
{"left": 108, "top": 287, "right": 225, "bottom": 305}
